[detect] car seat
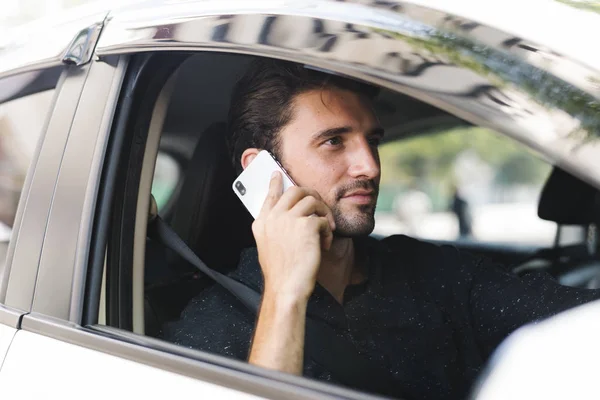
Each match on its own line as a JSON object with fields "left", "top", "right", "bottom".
{"left": 514, "top": 167, "right": 600, "bottom": 288}
{"left": 169, "top": 122, "right": 254, "bottom": 269}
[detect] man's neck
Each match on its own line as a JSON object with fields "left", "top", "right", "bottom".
{"left": 317, "top": 237, "right": 366, "bottom": 304}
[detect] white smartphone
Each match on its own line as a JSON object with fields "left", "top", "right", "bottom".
{"left": 232, "top": 150, "right": 296, "bottom": 219}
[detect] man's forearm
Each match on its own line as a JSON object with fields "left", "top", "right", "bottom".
{"left": 248, "top": 290, "right": 308, "bottom": 375}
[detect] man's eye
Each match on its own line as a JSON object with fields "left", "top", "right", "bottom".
{"left": 368, "top": 136, "right": 382, "bottom": 147}
{"left": 325, "top": 137, "right": 343, "bottom": 146}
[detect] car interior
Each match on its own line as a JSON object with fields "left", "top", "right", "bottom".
{"left": 132, "top": 53, "right": 600, "bottom": 340}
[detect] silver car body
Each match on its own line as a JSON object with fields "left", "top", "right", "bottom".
{"left": 0, "top": 1, "right": 598, "bottom": 398}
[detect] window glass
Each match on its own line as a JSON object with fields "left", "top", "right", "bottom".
{"left": 0, "top": 88, "right": 54, "bottom": 277}
{"left": 151, "top": 152, "right": 181, "bottom": 212}
{"left": 0, "top": 89, "right": 54, "bottom": 233}
{"left": 374, "top": 127, "right": 555, "bottom": 246}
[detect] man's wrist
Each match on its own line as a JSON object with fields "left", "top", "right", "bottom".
{"left": 262, "top": 287, "right": 309, "bottom": 315}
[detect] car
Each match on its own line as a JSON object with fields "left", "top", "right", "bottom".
{"left": 472, "top": 298, "right": 600, "bottom": 400}
{"left": 0, "top": 0, "right": 598, "bottom": 398}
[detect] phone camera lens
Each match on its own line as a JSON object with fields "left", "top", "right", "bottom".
{"left": 235, "top": 181, "right": 246, "bottom": 196}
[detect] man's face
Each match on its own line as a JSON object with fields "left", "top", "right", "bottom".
{"left": 278, "top": 88, "right": 382, "bottom": 237}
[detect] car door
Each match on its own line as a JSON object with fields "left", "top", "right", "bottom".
{"left": 0, "top": 62, "right": 74, "bottom": 367}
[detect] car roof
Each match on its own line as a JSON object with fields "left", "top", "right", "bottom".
{"left": 1, "top": 0, "right": 599, "bottom": 79}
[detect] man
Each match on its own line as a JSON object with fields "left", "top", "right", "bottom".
{"left": 164, "top": 59, "right": 600, "bottom": 399}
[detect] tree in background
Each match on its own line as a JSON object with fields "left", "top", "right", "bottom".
{"left": 378, "top": 127, "right": 551, "bottom": 212}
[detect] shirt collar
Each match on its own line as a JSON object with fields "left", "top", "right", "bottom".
{"left": 231, "top": 236, "right": 385, "bottom": 324}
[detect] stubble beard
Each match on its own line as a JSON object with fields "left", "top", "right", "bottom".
{"left": 330, "top": 179, "right": 379, "bottom": 238}
{"left": 331, "top": 203, "right": 376, "bottom": 238}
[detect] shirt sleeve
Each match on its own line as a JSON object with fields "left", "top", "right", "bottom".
{"left": 468, "top": 255, "right": 600, "bottom": 359}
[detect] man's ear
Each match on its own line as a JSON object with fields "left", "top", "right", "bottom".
{"left": 241, "top": 148, "right": 260, "bottom": 170}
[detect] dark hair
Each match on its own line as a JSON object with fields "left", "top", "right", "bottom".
{"left": 227, "top": 58, "right": 378, "bottom": 173}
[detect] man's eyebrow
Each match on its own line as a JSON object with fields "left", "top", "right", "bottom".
{"left": 311, "top": 126, "right": 385, "bottom": 142}
{"left": 312, "top": 126, "right": 352, "bottom": 142}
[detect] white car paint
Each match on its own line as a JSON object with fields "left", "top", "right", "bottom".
{"left": 410, "top": 0, "right": 600, "bottom": 73}
{"left": 0, "top": 330, "right": 261, "bottom": 400}
{"left": 0, "top": 323, "right": 17, "bottom": 369}
{"left": 474, "top": 299, "right": 600, "bottom": 400}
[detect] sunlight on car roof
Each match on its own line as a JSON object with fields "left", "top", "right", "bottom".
{"left": 410, "top": 0, "right": 600, "bottom": 71}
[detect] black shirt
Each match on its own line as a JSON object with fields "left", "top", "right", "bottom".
{"left": 163, "top": 235, "right": 600, "bottom": 399}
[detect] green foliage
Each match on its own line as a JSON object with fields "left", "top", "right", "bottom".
{"left": 151, "top": 183, "right": 173, "bottom": 211}
{"left": 556, "top": 0, "right": 600, "bottom": 14}
{"left": 376, "top": 24, "right": 600, "bottom": 141}
{"left": 379, "top": 126, "right": 551, "bottom": 191}
{"left": 496, "top": 152, "right": 548, "bottom": 185}
{"left": 377, "top": 127, "right": 552, "bottom": 212}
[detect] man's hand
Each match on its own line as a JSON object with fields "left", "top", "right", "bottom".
{"left": 248, "top": 171, "right": 335, "bottom": 374}
{"left": 252, "top": 171, "right": 335, "bottom": 303}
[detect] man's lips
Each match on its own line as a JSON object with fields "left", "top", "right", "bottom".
{"left": 342, "top": 190, "right": 375, "bottom": 204}
{"left": 344, "top": 189, "right": 373, "bottom": 197}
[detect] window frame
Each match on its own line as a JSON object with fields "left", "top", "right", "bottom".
{"left": 100, "top": 53, "right": 188, "bottom": 332}
{"left": 28, "top": 55, "right": 127, "bottom": 321}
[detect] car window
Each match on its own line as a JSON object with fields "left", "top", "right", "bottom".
{"left": 0, "top": 89, "right": 54, "bottom": 232}
{"left": 374, "top": 126, "right": 555, "bottom": 246}
{"left": 0, "top": 88, "right": 54, "bottom": 276}
{"left": 151, "top": 152, "right": 181, "bottom": 212}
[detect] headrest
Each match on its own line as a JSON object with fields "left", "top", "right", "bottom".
{"left": 538, "top": 167, "right": 600, "bottom": 225}
{"left": 170, "top": 122, "right": 254, "bottom": 271}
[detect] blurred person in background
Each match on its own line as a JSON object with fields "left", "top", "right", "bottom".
{"left": 450, "top": 183, "right": 473, "bottom": 238}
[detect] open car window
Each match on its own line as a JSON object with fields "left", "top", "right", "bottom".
{"left": 98, "top": 47, "right": 600, "bottom": 400}
{"left": 375, "top": 126, "right": 555, "bottom": 246}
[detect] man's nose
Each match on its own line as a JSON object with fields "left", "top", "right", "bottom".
{"left": 347, "top": 139, "right": 380, "bottom": 180}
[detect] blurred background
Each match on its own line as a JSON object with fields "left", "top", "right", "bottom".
{"left": 372, "top": 126, "right": 555, "bottom": 245}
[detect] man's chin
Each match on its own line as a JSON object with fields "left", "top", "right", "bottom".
{"left": 330, "top": 203, "right": 376, "bottom": 237}
{"left": 332, "top": 217, "right": 375, "bottom": 238}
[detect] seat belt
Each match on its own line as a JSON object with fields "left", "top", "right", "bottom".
{"left": 148, "top": 215, "right": 399, "bottom": 397}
